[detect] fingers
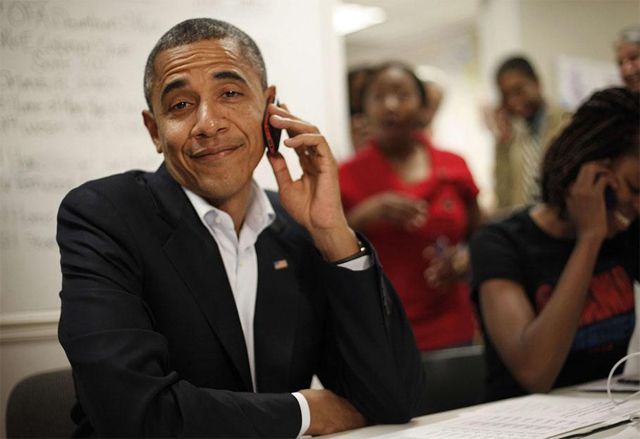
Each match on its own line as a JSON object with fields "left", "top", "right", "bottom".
{"left": 267, "top": 105, "right": 320, "bottom": 140}
{"left": 422, "top": 236, "right": 451, "bottom": 260}
{"left": 268, "top": 109, "right": 335, "bottom": 168}
{"left": 267, "top": 152, "right": 293, "bottom": 191}
{"left": 284, "top": 133, "right": 326, "bottom": 155}
{"left": 282, "top": 132, "right": 334, "bottom": 177}
{"left": 566, "top": 160, "right": 615, "bottom": 240}
{"left": 574, "top": 160, "right": 609, "bottom": 183}
{"left": 570, "top": 160, "right": 616, "bottom": 199}
{"left": 269, "top": 101, "right": 292, "bottom": 117}
{"left": 272, "top": 114, "right": 320, "bottom": 138}
{"left": 381, "top": 194, "right": 427, "bottom": 228}
{"left": 423, "top": 238, "right": 460, "bottom": 289}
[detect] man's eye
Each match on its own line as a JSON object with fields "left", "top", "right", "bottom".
{"left": 222, "top": 90, "right": 242, "bottom": 98}
{"left": 170, "top": 101, "right": 190, "bottom": 111}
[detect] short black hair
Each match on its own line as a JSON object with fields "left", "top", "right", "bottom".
{"left": 360, "top": 61, "right": 428, "bottom": 110}
{"left": 495, "top": 55, "right": 538, "bottom": 83}
{"left": 143, "top": 18, "right": 267, "bottom": 111}
{"left": 540, "top": 87, "right": 639, "bottom": 217}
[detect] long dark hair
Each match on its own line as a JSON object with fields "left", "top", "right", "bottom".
{"left": 540, "top": 87, "right": 639, "bottom": 217}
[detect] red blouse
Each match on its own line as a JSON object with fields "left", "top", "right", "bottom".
{"left": 339, "top": 134, "right": 479, "bottom": 351}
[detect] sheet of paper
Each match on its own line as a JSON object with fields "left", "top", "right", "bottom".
{"left": 369, "top": 395, "right": 640, "bottom": 439}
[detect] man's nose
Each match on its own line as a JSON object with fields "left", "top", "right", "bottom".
{"left": 192, "top": 101, "right": 229, "bottom": 137}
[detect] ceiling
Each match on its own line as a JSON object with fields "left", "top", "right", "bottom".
{"left": 344, "top": 0, "right": 482, "bottom": 66}
{"left": 344, "top": 0, "right": 481, "bottom": 45}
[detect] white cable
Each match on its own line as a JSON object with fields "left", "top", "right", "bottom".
{"left": 607, "top": 352, "right": 640, "bottom": 406}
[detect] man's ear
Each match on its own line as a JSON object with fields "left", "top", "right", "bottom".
{"left": 265, "top": 85, "right": 276, "bottom": 104}
{"left": 142, "top": 110, "right": 162, "bottom": 154}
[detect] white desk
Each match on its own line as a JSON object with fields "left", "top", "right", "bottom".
{"left": 323, "top": 385, "right": 639, "bottom": 438}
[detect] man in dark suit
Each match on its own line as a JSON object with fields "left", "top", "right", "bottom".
{"left": 57, "top": 18, "right": 426, "bottom": 437}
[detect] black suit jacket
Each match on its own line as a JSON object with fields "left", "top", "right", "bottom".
{"left": 57, "top": 164, "right": 426, "bottom": 437}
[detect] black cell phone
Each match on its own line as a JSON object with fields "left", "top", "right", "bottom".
{"left": 605, "top": 186, "right": 618, "bottom": 211}
{"left": 262, "top": 95, "right": 282, "bottom": 154}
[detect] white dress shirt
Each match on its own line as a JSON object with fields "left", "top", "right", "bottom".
{"left": 184, "top": 182, "right": 370, "bottom": 437}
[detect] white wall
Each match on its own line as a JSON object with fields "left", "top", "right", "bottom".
{"left": 478, "top": 0, "right": 636, "bottom": 106}
{"left": 520, "top": 0, "right": 635, "bottom": 103}
{"left": 0, "top": 0, "right": 347, "bottom": 435}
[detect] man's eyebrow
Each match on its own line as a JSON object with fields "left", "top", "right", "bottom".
{"left": 213, "top": 70, "right": 247, "bottom": 84}
{"left": 160, "top": 78, "right": 187, "bottom": 102}
{"left": 159, "top": 71, "right": 246, "bottom": 103}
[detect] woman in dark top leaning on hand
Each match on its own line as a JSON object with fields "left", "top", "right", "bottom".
{"left": 470, "top": 87, "right": 639, "bottom": 401}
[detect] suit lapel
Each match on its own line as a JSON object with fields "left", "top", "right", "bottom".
{"left": 253, "top": 219, "right": 299, "bottom": 393}
{"left": 148, "top": 164, "right": 253, "bottom": 391}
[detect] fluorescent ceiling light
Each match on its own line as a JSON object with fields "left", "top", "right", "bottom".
{"left": 333, "top": 2, "right": 387, "bottom": 36}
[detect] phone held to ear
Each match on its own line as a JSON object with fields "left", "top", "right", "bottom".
{"left": 605, "top": 186, "right": 618, "bottom": 211}
{"left": 262, "top": 95, "right": 282, "bottom": 154}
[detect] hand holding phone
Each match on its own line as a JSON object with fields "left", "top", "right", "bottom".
{"left": 604, "top": 185, "right": 618, "bottom": 211}
{"left": 262, "top": 95, "right": 282, "bottom": 154}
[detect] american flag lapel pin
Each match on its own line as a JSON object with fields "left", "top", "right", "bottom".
{"left": 273, "top": 259, "right": 288, "bottom": 270}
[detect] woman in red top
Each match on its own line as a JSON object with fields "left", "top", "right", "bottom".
{"left": 339, "top": 62, "right": 481, "bottom": 351}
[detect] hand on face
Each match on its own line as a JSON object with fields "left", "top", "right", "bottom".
{"left": 266, "top": 103, "right": 360, "bottom": 261}
{"left": 566, "top": 160, "right": 616, "bottom": 241}
{"left": 566, "top": 155, "right": 639, "bottom": 240}
{"left": 488, "top": 106, "right": 513, "bottom": 144}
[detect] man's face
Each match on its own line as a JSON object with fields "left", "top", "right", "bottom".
{"left": 616, "top": 41, "right": 640, "bottom": 92}
{"left": 498, "top": 70, "right": 543, "bottom": 121}
{"left": 143, "top": 38, "right": 270, "bottom": 205}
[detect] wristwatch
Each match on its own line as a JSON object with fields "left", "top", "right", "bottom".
{"left": 331, "top": 240, "right": 370, "bottom": 265}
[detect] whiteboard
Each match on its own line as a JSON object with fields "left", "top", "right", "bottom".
{"left": 0, "top": 0, "right": 349, "bottom": 314}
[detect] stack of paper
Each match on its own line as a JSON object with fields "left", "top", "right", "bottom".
{"left": 371, "top": 395, "right": 640, "bottom": 439}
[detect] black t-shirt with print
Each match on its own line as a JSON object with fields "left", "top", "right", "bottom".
{"left": 470, "top": 208, "right": 639, "bottom": 402}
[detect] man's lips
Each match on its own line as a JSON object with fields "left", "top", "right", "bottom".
{"left": 190, "top": 144, "right": 241, "bottom": 160}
